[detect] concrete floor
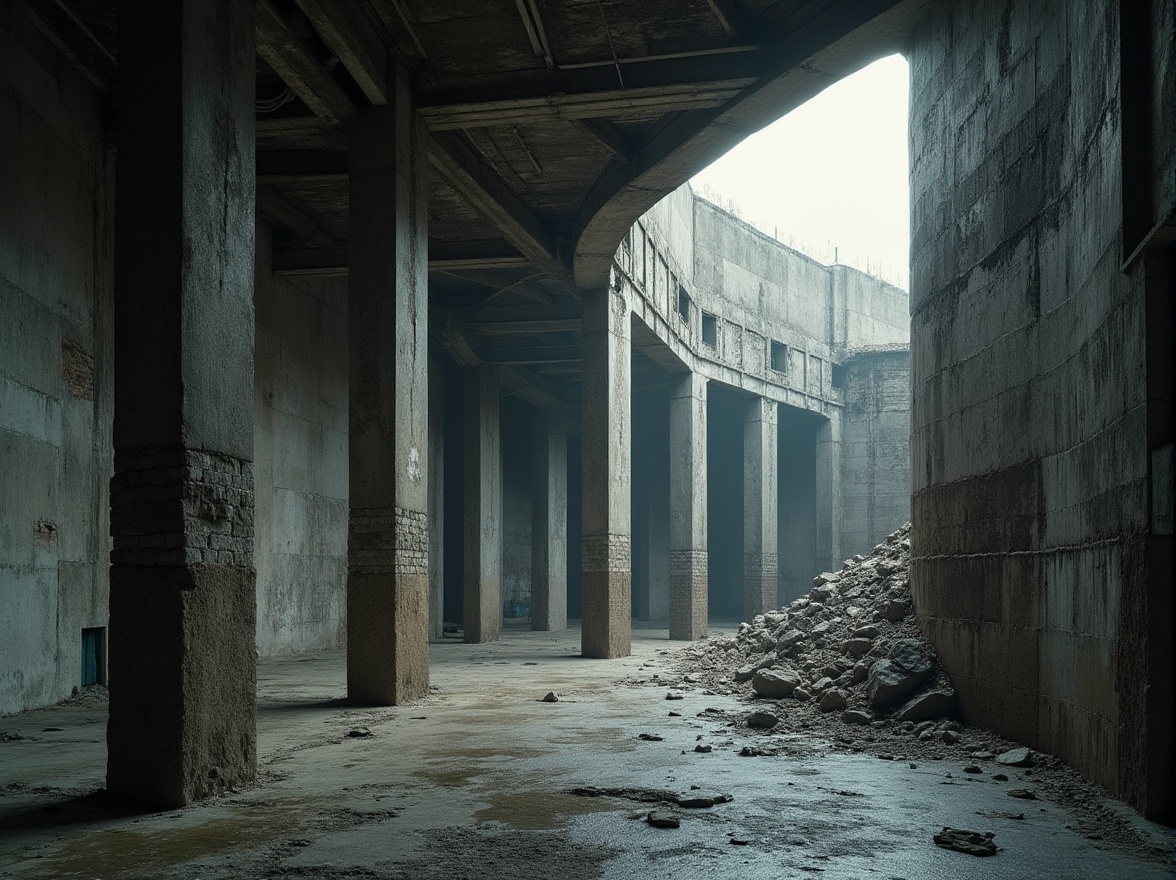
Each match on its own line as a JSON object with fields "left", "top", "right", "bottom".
{"left": 1, "top": 624, "right": 1171, "bottom": 880}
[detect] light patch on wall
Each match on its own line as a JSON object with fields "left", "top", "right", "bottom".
{"left": 61, "top": 339, "right": 94, "bottom": 400}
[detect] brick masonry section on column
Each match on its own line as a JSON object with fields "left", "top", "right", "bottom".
{"left": 582, "top": 533, "right": 631, "bottom": 572}
{"left": 669, "top": 549, "right": 708, "bottom": 575}
{"left": 348, "top": 507, "right": 429, "bottom": 576}
{"left": 110, "top": 447, "right": 254, "bottom": 568}
{"left": 744, "top": 552, "right": 779, "bottom": 618}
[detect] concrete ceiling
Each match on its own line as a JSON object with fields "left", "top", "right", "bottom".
{"left": 25, "top": 0, "right": 926, "bottom": 410}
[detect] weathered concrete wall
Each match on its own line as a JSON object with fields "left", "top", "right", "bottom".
{"left": 254, "top": 222, "right": 348, "bottom": 657}
{"left": 0, "top": 3, "right": 113, "bottom": 714}
{"left": 908, "top": 0, "right": 1174, "bottom": 815}
{"left": 840, "top": 348, "right": 910, "bottom": 556}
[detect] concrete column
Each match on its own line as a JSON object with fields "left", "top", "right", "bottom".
{"left": 815, "top": 412, "right": 842, "bottom": 571}
{"left": 107, "top": 0, "right": 256, "bottom": 808}
{"left": 463, "top": 366, "right": 502, "bottom": 642}
{"left": 744, "top": 397, "right": 779, "bottom": 618}
{"left": 427, "top": 353, "right": 445, "bottom": 641}
{"left": 531, "top": 409, "right": 568, "bottom": 631}
{"left": 669, "top": 373, "right": 708, "bottom": 640}
{"left": 346, "top": 67, "right": 430, "bottom": 705}
{"left": 581, "top": 284, "right": 632, "bottom": 658}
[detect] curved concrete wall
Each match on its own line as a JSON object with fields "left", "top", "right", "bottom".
{"left": 908, "top": 0, "right": 1174, "bottom": 818}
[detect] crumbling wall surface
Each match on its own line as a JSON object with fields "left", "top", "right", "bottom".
{"left": 253, "top": 222, "right": 348, "bottom": 656}
{"left": 0, "top": 4, "right": 114, "bottom": 714}
{"left": 908, "top": 0, "right": 1172, "bottom": 814}
{"left": 841, "top": 350, "right": 910, "bottom": 558}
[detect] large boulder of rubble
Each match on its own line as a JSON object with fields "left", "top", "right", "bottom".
{"left": 682, "top": 523, "right": 956, "bottom": 726}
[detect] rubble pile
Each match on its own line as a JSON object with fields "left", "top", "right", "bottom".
{"left": 681, "top": 523, "right": 961, "bottom": 736}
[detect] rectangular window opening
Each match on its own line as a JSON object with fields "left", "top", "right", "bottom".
{"left": 831, "top": 363, "right": 846, "bottom": 389}
{"left": 81, "top": 627, "right": 105, "bottom": 686}
{"left": 770, "top": 340, "right": 788, "bottom": 372}
{"left": 677, "top": 285, "right": 690, "bottom": 323}
{"left": 701, "top": 312, "right": 717, "bottom": 347}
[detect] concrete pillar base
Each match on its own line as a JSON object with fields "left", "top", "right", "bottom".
{"left": 668, "top": 550, "right": 708, "bottom": 640}
{"left": 743, "top": 552, "right": 779, "bottom": 618}
{"left": 581, "top": 555, "right": 632, "bottom": 659}
{"left": 347, "top": 506, "right": 430, "bottom": 703}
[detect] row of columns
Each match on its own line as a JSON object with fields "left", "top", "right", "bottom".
{"left": 105, "top": 0, "right": 781, "bottom": 806}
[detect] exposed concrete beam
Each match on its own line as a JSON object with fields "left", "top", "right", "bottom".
{"left": 291, "top": 0, "right": 390, "bottom": 106}
{"left": 482, "top": 344, "right": 581, "bottom": 365}
{"left": 428, "top": 132, "right": 565, "bottom": 279}
{"left": 257, "top": 189, "right": 338, "bottom": 249}
{"left": 578, "top": 119, "right": 632, "bottom": 163}
{"left": 431, "top": 240, "right": 530, "bottom": 271}
{"left": 256, "top": 0, "right": 360, "bottom": 124}
{"left": 272, "top": 247, "right": 347, "bottom": 277}
{"left": 500, "top": 366, "right": 575, "bottom": 414}
{"left": 256, "top": 150, "right": 348, "bottom": 182}
{"left": 419, "top": 79, "right": 752, "bottom": 129}
{"left": 270, "top": 240, "right": 536, "bottom": 276}
{"left": 470, "top": 317, "right": 580, "bottom": 335}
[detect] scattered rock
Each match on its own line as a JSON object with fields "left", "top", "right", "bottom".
{"left": 347, "top": 727, "right": 371, "bottom": 738}
{"left": 665, "top": 691, "right": 685, "bottom": 700}
{"left": 818, "top": 690, "right": 848, "bottom": 713}
{"left": 842, "top": 709, "right": 872, "bottom": 725}
{"left": 540, "top": 691, "right": 559, "bottom": 702}
{"left": 646, "top": 811, "right": 680, "bottom": 829}
{"left": 842, "top": 638, "right": 874, "bottom": 657}
{"left": 996, "top": 747, "right": 1032, "bottom": 767}
{"left": 638, "top": 733, "right": 664, "bottom": 742}
{"left": 792, "top": 687, "right": 812, "bottom": 702}
{"left": 964, "top": 765, "right": 983, "bottom": 774}
{"left": 933, "top": 827, "right": 997, "bottom": 856}
{"left": 878, "top": 598, "right": 912, "bottom": 622}
{"left": 993, "top": 773, "right": 1009, "bottom": 782}
{"left": 746, "top": 711, "right": 779, "bottom": 729}
{"left": 896, "top": 690, "right": 956, "bottom": 722}
{"left": 942, "top": 730, "right": 961, "bottom": 745}
{"left": 751, "top": 667, "right": 801, "bottom": 698}
{"left": 694, "top": 744, "right": 712, "bottom": 753}
{"left": 866, "top": 640, "right": 935, "bottom": 709}
{"left": 1006, "top": 789, "right": 1037, "bottom": 800}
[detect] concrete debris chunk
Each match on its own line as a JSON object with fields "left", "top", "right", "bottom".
{"left": 933, "top": 827, "right": 997, "bottom": 856}
{"left": 751, "top": 667, "right": 801, "bottom": 698}
{"left": 995, "top": 747, "right": 1032, "bottom": 766}
{"left": 745, "top": 711, "right": 779, "bottom": 729}
{"left": 896, "top": 690, "right": 957, "bottom": 722}
{"left": 646, "top": 811, "right": 680, "bottom": 828}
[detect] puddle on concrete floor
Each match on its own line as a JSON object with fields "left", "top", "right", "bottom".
{"left": 474, "top": 790, "right": 623, "bottom": 830}
{"left": 19, "top": 804, "right": 299, "bottom": 880}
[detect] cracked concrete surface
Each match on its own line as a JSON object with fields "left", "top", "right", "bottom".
{"left": 1, "top": 625, "right": 1171, "bottom": 879}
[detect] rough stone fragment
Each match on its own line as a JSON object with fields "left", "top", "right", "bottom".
{"left": 792, "top": 687, "right": 812, "bottom": 702}
{"left": 842, "top": 638, "right": 874, "bottom": 657}
{"left": 996, "top": 747, "right": 1032, "bottom": 767}
{"left": 933, "top": 828, "right": 997, "bottom": 857}
{"left": 842, "top": 709, "right": 872, "bottom": 725}
{"left": 878, "top": 598, "right": 912, "bottom": 622}
{"left": 896, "top": 691, "right": 956, "bottom": 722}
{"left": 866, "top": 640, "right": 935, "bottom": 709}
{"left": 752, "top": 667, "right": 801, "bottom": 698}
{"left": 810, "top": 676, "right": 835, "bottom": 693}
{"left": 819, "top": 690, "right": 849, "bottom": 713}
{"left": 812, "top": 572, "right": 840, "bottom": 586}
{"left": 647, "top": 811, "right": 680, "bottom": 828}
{"left": 852, "top": 625, "right": 881, "bottom": 639}
{"left": 540, "top": 691, "right": 559, "bottom": 702}
{"left": 665, "top": 691, "right": 685, "bottom": 700}
{"left": 745, "top": 711, "right": 779, "bottom": 729}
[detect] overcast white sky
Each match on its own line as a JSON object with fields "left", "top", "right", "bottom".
{"left": 690, "top": 54, "right": 910, "bottom": 289}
